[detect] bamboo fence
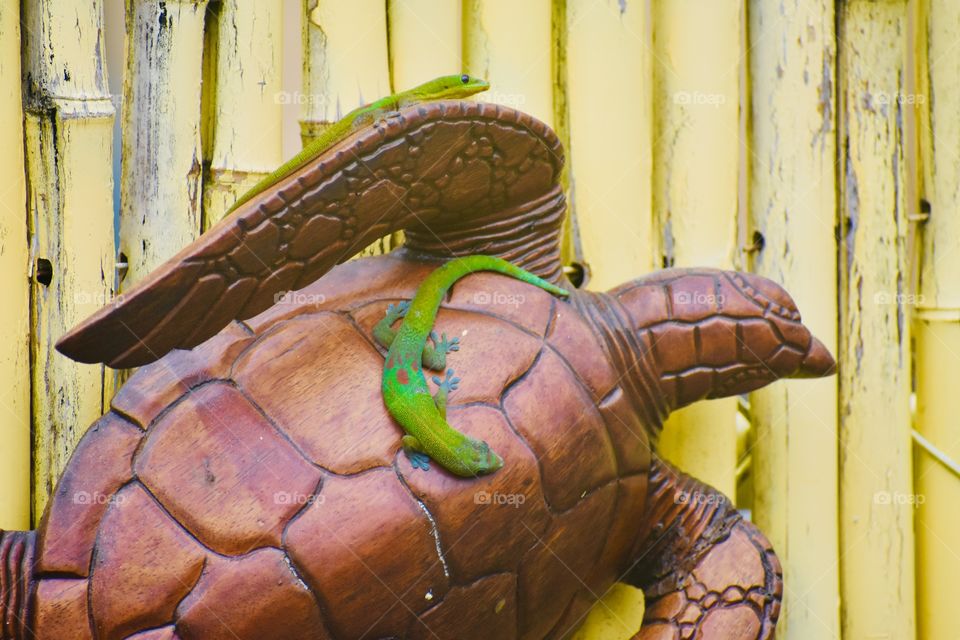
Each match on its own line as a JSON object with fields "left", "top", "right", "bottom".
{"left": 0, "top": 0, "right": 954, "bottom": 637}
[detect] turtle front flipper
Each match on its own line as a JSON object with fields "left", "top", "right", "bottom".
{"left": 56, "top": 101, "right": 566, "bottom": 368}
{"left": 625, "top": 457, "right": 781, "bottom": 640}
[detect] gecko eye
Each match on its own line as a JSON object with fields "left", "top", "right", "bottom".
{"left": 460, "top": 74, "right": 470, "bottom": 84}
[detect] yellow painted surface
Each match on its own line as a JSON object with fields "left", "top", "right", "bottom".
{"left": 914, "top": 320, "right": 960, "bottom": 639}
{"left": 388, "top": 0, "right": 461, "bottom": 88}
{"left": 0, "top": 1, "right": 30, "bottom": 530}
{"left": 203, "top": 0, "right": 285, "bottom": 229}
{"left": 21, "top": 0, "right": 115, "bottom": 518}
{"left": 838, "top": 1, "right": 916, "bottom": 637}
{"left": 565, "top": 0, "right": 654, "bottom": 290}
{"left": 570, "top": 583, "right": 645, "bottom": 640}
{"left": 463, "top": 0, "right": 554, "bottom": 128}
{"left": 120, "top": 0, "right": 208, "bottom": 288}
{"left": 915, "top": 2, "right": 960, "bottom": 636}
{"left": 746, "top": 1, "right": 840, "bottom": 637}
{"left": 651, "top": 0, "right": 740, "bottom": 500}
{"left": 300, "top": 0, "right": 390, "bottom": 144}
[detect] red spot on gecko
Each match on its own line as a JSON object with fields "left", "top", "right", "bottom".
{"left": 396, "top": 369, "right": 409, "bottom": 385}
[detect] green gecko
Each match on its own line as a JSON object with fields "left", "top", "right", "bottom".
{"left": 226, "top": 74, "right": 490, "bottom": 214}
{"left": 374, "top": 255, "right": 569, "bottom": 478}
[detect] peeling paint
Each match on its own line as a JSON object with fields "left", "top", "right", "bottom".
{"left": 21, "top": 0, "right": 115, "bottom": 518}
{"left": 120, "top": 0, "right": 207, "bottom": 290}
{"left": 837, "top": 2, "right": 915, "bottom": 636}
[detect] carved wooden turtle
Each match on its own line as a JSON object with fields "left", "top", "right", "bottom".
{"left": 0, "top": 101, "right": 834, "bottom": 640}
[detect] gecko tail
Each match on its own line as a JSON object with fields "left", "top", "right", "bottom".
{"left": 400, "top": 254, "right": 570, "bottom": 323}
{"left": 463, "top": 255, "right": 570, "bottom": 297}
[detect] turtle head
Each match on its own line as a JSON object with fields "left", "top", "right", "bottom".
{"left": 608, "top": 268, "right": 836, "bottom": 412}
{"left": 408, "top": 74, "right": 491, "bottom": 101}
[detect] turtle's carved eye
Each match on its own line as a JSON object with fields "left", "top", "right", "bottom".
{"left": 460, "top": 74, "right": 470, "bottom": 84}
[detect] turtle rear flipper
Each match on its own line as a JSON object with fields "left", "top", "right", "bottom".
{"left": 0, "top": 529, "right": 35, "bottom": 640}
{"left": 626, "top": 457, "right": 782, "bottom": 639}
{"left": 56, "top": 101, "right": 565, "bottom": 368}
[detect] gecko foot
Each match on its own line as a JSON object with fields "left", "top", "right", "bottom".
{"left": 406, "top": 451, "right": 432, "bottom": 471}
{"left": 402, "top": 434, "right": 432, "bottom": 471}
{"left": 384, "top": 300, "right": 411, "bottom": 323}
{"left": 429, "top": 331, "right": 460, "bottom": 355}
{"left": 432, "top": 369, "right": 461, "bottom": 393}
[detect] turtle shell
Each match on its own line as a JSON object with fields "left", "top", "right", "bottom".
{"left": 30, "top": 252, "right": 651, "bottom": 640}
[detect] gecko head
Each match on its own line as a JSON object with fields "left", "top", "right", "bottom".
{"left": 463, "top": 438, "right": 504, "bottom": 476}
{"left": 412, "top": 74, "right": 490, "bottom": 101}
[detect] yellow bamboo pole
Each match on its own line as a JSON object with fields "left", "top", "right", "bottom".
{"left": 565, "top": 0, "right": 654, "bottom": 290}
{"left": 120, "top": 0, "right": 208, "bottom": 289}
{"left": 914, "top": 1, "right": 960, "bottom": 636}
{"left": 838, "top": 1, "right": 916, "bottom": 636}
{"left": 651, "top": 0, "right": 740, "bottom": 500}
{"left": 388, "top": 0, "right": 461, "bottom": 88}
{"left": 463, "top": 0, "right": 554, "bottom": 128}
{"left": 301, "top": 0, "right": 391, "bottom": 145}
{"left": 746, "top": 1, "right": 840, "bottom": 636}
{"left": 0, "top": 0, "right": 30, "bottom": 530}
{"left": 302, "top": 0, "right": 390, "bottom": 256}
{"left": 202, "top": 0, "right": 285, "bottom": 229}
{"left": 21, "top": 0, "right": 115, "bottom": 517}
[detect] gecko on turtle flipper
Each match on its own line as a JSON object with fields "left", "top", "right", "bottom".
{"left": 225, "top": 74, "right": 490, "bottom": 215}
{"left": 375, "top": 255, "right": 569, "bottom": 478}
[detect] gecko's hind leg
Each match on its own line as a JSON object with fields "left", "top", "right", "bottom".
{"left": 402, "top": 435, "right": 431, "bottom": 471}
{"left": 431, "top": 369, "right": 460, "bottom": 420}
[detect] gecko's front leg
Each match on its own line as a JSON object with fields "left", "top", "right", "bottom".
{"left": 401, "top": 369, "right": 461, "bottom": 472}
{"left": 431, "top": 368, "right": 460, "bottom": 420}
{"left": 373, "top": 301, "right": 460, "bottom": 371}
